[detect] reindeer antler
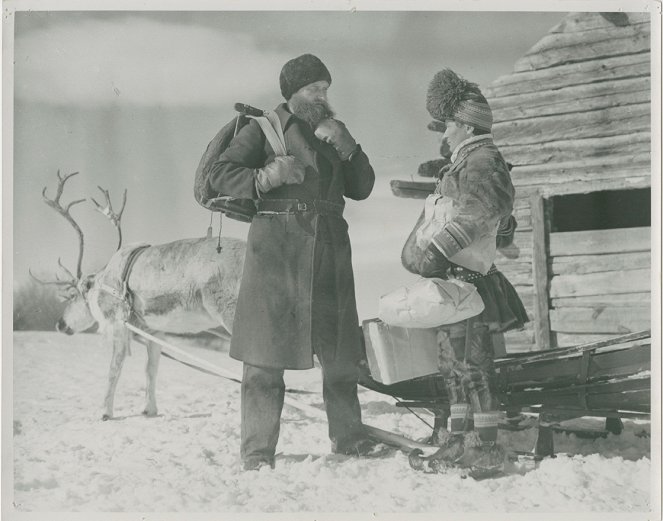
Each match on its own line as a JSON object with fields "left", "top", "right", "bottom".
{"left": 41, "top": 170, "right": 86, "bottom": 280}
{"left": 90, "top": 186, "right": 127, "bottom": 251}
{"left": 28, "top": 265, "right": 76, "bottom": 288}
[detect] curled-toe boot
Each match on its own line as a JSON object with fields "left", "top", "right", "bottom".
{"left": 456, "top": 412, "right": 506, "bottom": 479}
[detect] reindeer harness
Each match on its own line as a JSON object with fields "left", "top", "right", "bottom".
{"left": 98, "top": 243, "right": 151, "bottom": 321}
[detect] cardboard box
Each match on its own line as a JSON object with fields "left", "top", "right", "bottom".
{"left": 362, "top": 318, "right": 440, "bottom": 385}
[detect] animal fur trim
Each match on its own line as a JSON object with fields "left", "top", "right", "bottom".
{"left": 426, "top": 68, "right": 482, "bottom": 121}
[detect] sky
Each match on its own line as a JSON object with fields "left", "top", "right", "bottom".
{"left": 7, "top": 8, "right": 566, "bottom": 319}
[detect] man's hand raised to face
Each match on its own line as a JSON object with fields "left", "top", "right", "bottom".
{"left": 315, "top": 119, "right": 358, "bottom": 161}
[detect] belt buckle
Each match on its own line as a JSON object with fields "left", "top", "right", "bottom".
{"left": 297, "top": 202, "right": 308, "bottom": 212}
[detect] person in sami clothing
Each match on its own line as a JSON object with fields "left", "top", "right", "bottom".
{"left": 402, "top": 68, "right": 528, "bottom": 475}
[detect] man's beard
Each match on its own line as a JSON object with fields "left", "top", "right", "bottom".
{"left": 289, "top": 96, "right": 335, "bottom": 129}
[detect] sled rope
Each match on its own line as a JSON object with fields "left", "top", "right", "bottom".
{"left": 394, "top": 397, "right": 434, "bottom": 430}
{"left": 124, "top": 322, "right": 440, "bottom": 455}
{"left": 124, "top": 322, "right": 319, "bottom": 401}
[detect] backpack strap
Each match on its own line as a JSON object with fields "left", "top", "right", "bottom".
{"left": 248, "top": 113, "right": 287, "bottom": 156}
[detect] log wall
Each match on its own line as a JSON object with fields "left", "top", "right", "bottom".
{"left": 485, "top": 11, "right": 652, "bottom": 352}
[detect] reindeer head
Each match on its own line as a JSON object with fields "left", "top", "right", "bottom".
{"left": 53, "top": 274, "right": 98, "bottom": 335}
{"left": 30, "top": 171, "right": 126, "bottom": 335}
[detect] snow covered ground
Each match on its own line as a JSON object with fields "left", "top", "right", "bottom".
{"left": 10, "top": 331, "right": 653, "bottom": 514}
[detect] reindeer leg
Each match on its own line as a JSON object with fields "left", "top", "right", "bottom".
{"left": 102, "top": 323, "right": 129, "bottom": 420}
{"left": 143, "top": 340, "right": 161, "bottom": 417}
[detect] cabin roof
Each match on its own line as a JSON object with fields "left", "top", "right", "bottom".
{"left": 484, "top": 11, "right": 651, "bottom": 196}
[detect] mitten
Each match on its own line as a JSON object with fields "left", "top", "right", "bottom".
{"left": 417, "top": 158, "right": 451, "bottom": 178}
{"left": 314, "top": 119, "right": 358, "bottom": 160}
{"left": 496, "top": 215, "right": 518, "bottom": 249}
{"left": 255, "top": 155, "right": 306, "bottom": 193}
{"left": 417, "top": 243, "right": 451, "bottom": 278}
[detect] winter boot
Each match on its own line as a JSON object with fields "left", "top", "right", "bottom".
{"left": 423, "top": 403, "right": 472, "bottom": 473}
{"left": 456, "top": 412, "right": 506, "bottom": 479}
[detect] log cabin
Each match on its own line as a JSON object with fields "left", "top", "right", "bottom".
{"left": 392, "top": 11, "right": 653, "bottom": 352}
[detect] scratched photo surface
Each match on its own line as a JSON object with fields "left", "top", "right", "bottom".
{"left": 5, "top": 4, "right": 658, "bottom": 518}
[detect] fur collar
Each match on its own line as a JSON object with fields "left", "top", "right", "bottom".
{"left": 451, "top": 134, "right": 494, "bottom": 164}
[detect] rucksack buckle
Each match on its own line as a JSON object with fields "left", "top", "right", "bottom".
{"left": 297, "top": 202, "right": 308, "bottom": 212}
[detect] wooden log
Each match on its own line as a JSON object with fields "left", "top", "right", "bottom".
{"left": 536, "top": 176, "right": 651, "bottom": 197}
{"left": 550, "top": 269, "right": 651, "bottom": 298}
{"left": 499, "top": 330, "right": 650, "bottom": 364}
{"left": 585, "top": 388, "right": 650, "bottom": 412}
{"left": 549, "top": 306, "right": 650, "bottom": 334}
{"left": 496, "top": 230, "right": 533, "bottom": 262}
{"left": 555, "top": 332, "right": 640, "bottom": 347}
{"left": 390, "top": 180, "right": 435, "bottom": 199}
{"left": 490, "top": 77, "right": 650, "bottom": 122}
{"left": 499, "top": 270, "right": 533, "bottom": 287}
{"left": 497, "top": 343, "right": 649, "bottom": 389}
{"left": 512, "top": 220, "right": 532, "bottom": 233}
{"left": 513, "top": 196, "right": 532, "bottom": 210}
{"left": 514, "top": 25, "right": 650, "bottom": 72}
{"left": 500, "top": 251, "right": 532, "bottom": 265}
{"left": 511, "top": 168, "right": 651, "bottom": 192}
{"left": 492, "top": 104, "right": 650, "bottom": 146}
{"left": 513, "top": 203, "right": 531, "bottom": 218}
{"left": 551, "top": 251, "right": 651, "bottom": 275}
{"left": 512, "top": 283, "right": 534, "bottom": 299}
{"left": 505, "top": 379, "right": 650, "bottom": 411}
{"left": 504, "top": 328, "right": 536, "bottom": 353}
{"left": 499, "top": 132, "right": 651, "bottom": 167}
{"left": 485, "top": 54, "right": 650, "bottom": 99}
{"left": 549, "top": 227, "right": 650, "bottom": 256}
{"left": 509, "top": 156, "right": 650, "bottom": 188}
{"left": 589, "top": 343, "right": 650, "bottom": 380}
{"left": 498, "top": 262, "right": 533, "bottom": 286}
{"left": 509, "top": 175, "right": 651, "bottom": 199}
{"left": 549, "top": 12, "right": 650, "bottom": 33}
{"left": 531, "top": 194, "right": 552, "bottom": 350}
{"left": 552, "top": 292, "right": 651, "bottom": 308}
{"left": 494, "top": 90, "right": 650, "bottom": 125}
{"left": 525, "top": 20, "right": 650, "bottom": 55}
{"left": 497, "top": 260, "right": 533, "bottom": 276}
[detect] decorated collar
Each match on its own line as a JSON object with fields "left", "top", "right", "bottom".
{"left": 451, "top": 134, "right": 494, "bottom": 164}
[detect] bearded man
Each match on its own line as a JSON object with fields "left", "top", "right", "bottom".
{"left": 208, "top": 54, "right": 377, "bottom": 471}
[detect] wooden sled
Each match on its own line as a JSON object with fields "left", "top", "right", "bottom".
{"left": 359, "top": 328, "right": 651, "bottom": 457}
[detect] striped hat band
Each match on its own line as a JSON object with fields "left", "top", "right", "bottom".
{"left": 454, "top": 99, "right": 493, "bottom": 132}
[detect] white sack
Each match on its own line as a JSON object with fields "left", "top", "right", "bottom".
{"left": 378, "top": 277, "right": 484, "bottom": 328}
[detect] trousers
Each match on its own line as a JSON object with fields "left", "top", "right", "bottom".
{"left": 436, "top": 319, "right": 498, "bottom": 413}
{"left": 240, "top": 356, "right": 364, "bottom": 466}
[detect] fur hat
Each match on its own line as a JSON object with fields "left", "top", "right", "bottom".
{"left": 426, "top": 68, "right": 493, "bottom": 132}
{"left": 280, "top": 54, "right": 332, "bottom": 100}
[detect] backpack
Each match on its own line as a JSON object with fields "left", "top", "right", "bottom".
{"left": 194, "top": 105, "right": 287, "bottom": 222}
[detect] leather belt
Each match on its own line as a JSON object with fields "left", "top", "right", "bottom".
{"left": 448, "top": 264, "right": 498, "bottom": 283}
{"left": 256, "top": 199, "right": 344, "bottom": 217}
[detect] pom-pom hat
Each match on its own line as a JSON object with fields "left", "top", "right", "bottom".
{"left": 280, "top": 54, "right": 332, "bottom": 100}
{"left": 426, "top": 68, "right": 493, "bottom": 132}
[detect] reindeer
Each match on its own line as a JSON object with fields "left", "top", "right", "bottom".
{"left": 31, "top": 171, "right": 246, "bottom": 420}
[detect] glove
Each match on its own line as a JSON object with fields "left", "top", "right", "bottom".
{"left": 417, "top": 243, "right": 451, "bottom": 278}
{"left": 255, "top": 155, "right": 306, "bottom": 193}
{"left": 314, "top": 119, "right": 358, "bottom": 161}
